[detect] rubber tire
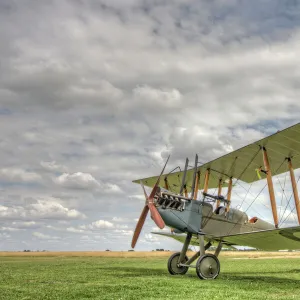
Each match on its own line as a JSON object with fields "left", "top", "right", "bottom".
{"left": 167, "top": 252, "right": 189, "bottom": 275}
{"left": 196, "top": 254, "right": 220, "bottom": 280}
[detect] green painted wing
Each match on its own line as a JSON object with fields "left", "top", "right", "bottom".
{"left": 220, "top": 226, "right": 300, "bottom": 251}
{"left": 152, "top": 232, "right": 200, "bottom": 246}
{"left": 133, "top": 123, "right": 300, "bottom": 194}
{"left": 153, "top": 226, "right": 300, "bottom": 251}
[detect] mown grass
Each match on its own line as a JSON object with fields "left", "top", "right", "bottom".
{"left": 1, "top": 255, "right": 300, "bottom": 300}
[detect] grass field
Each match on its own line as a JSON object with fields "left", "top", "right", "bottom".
{"left": 1, "top": 253, "right": 300, "bottom": 300}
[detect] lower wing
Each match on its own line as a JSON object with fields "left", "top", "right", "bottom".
{"left": 153, "top": 226, "right": 300, "bottom": 251}
{"left": 220, "top": 226, "right": 300, "bottom": 251}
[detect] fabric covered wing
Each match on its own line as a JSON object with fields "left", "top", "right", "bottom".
{"left": 153, "top": 226, "right": 300, "bottom": 251}
{"left": 133, "top": 123, "right": 300, "bottom": 194}
{"left": 152, "top": 232, "right": 233, "bottom": 248}
{"left": 152, "top": 232, "right": 200, "bottom": 246}
{"left": 220, "top": 226, "right": 300, "bottom": 251}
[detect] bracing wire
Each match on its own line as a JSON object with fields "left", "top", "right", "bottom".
{"left": 278, "top": 171, "right": 288, "bottom": 223}
{"left": 227, "top": 157, "right": 287, "bottom": 235}
{"left": 278, "top": 159, "right": 300, "bottom": 225}
{"left": 235, "top": 180, "right": 270, "bottom": 210}
{"left": 230, "top": 170, "right": 266, "bottom": 218}
{"left": 279, "top": 174, "right": 300, "bottom": 226}
{"left": 222, "top": 147, "right": 261, "bottom": 200}
{"left": 267, "top": 155, "right": 296, "bottom": 224}
{"left": 276, "top": 171, "right": 298, "bottom": 225}
{"left": 241, "top": 158, "right": 286, "bottom": 216}
{"left": 209, "top": 171, "right": 220, "bottom": 197}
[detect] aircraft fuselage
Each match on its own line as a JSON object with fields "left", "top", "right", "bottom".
{"left": 156, "top": 192, "right": 274, "bottom": 238}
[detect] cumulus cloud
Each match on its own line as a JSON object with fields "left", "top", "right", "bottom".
{"left": 0, "top": 168, "right": 42, "bottom": 183}
{"left": 12, "top": 221, "right": 40, "bottom": 229}
{"left": 112, "top": 217, "right": 128, "bottom": 222}
{"left": 0, "top": 199, "right": 85, "bottom": 220}
{"left": 114, "top": 229, "right": 133, "bottom": 236}
{"left": 140, "top": 233, "right": 160, "bottom": 245}
{"left": 54, "top": 172, "right": 100, "bottom": 189}
{"left": 66, "top": 227, "right": 86, "bottom": 233}
{"left": 77, "top": 219, "right": 131, "bottom": 232}
{"left": 1, "top": 0, "right": 300, "bottom": 250}
{"left": 133, "top": 85, "right": 182, "bottom": 109}
{"left": 33, "top": 232, "right": 60, "bottom": 240}
{"left": 40, "top": 161, "right": 67, "bottom": 173}
{"left": 81, "top": 220, "right": 114, "bottom": 230}
{"left": 53, "top": 172, "right": 123, "bottom": 193}
{"left": 0, "top": 227, "right": 22, "bottom": 232}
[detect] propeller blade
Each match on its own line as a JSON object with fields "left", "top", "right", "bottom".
{"left": 132, "top": 156, "right": 169, "bottom": 248}
{"left": 149, "top": 155, "right": 170, "bottom": 200}
{"left": 131, "top": 205, "right": 149, "bottom": 248}
{"left": 148, "top": 203, "right": 165, "bottom": 229}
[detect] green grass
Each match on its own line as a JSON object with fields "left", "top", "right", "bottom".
{"left": 1, "top": 256, "right": 300, "bottom": 300}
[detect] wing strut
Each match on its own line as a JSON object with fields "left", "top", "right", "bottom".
{"left": 226, "top": 177, "right": 233, "bottom": 212}
{"left": 203, "top": 169, "right": 210, "bottom": 193}
{"left": 164, "top": 177, "right": 169, "bottom": 190}
{"left": 262, "top": 146, "right": 279, "bottom": 228}
{"left": 190, "top": 154, "right": 198, "bottom": 199}
{"left": 216, "top": 178, "right": 223, "bottom": 209}
{"left": 179, "top": 158, "right": 189, "bottom": 196}
{"left": 193, "top": 171, "right": 200, "bottom": 200}
{"left": 288, "top": 158, "right": 300, "bottom": 224}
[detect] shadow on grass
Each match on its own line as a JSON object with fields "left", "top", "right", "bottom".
{"left": 221, "top": 273, "right": 300, "bottom": 285}
{"left": 98, "top": 266, "right": 167, "bottom": 277}
{"left": 98, "top": 265, "right": 300, "bottom": 285}
{"left": 223, "top": 269, "right": 300, "bottom": 275}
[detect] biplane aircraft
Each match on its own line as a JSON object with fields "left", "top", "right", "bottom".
{"left": 131, "top": 123, "right": 300, "bottom": 280}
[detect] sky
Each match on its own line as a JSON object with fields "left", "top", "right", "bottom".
{"left": 1, "top": 0, "right": 300, "bottom": 251}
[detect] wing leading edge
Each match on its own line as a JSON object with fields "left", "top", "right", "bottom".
{"left": 154, "top": 226, "right": 300, "bottom": 251}
{"left": 220, "top": 226, "right": 300, "bottom": 251}
{"left": 133, "top": 123, "right": 300, "bottom": 194}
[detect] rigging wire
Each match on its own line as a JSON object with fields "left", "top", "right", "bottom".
{"left": 235, "top": 180, "right": 270, "bottom": 210}
{"left": 231, "top": 191, "right": 265, "bottom": 219}
{"left": 278, "top": 159, "right": 300, "bottom": 225}
{"left": 276, "top": 170, "right": 298, "bottom": 225}
{"left": 227, "top": 157, "right": 287, "bottom": 235}
{"left": 222, "top": 147, "right": 261, "bottom": 200}
{"left": 278, "top": 170, "right": 288, "bottom": 224}
{"left": 279, "top": 174, "right": 300, "bottom": 226}
{"left": 229, "top": 168, "right": 266, "bottom": 218}
{"left": 209, "top": 171, "right": 220, "bottom": 197}
{"left": 267, "top": 154, "right": 296, "bottom": 224}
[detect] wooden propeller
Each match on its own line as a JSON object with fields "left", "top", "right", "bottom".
{"left": 131, "top": 156, "right": 169, "bottom": 248}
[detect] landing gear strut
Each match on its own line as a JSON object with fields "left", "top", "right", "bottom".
{"left": 167, "top": 234, "right": 222, "bottom": 280}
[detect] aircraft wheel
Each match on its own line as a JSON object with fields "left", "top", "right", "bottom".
{"left": 167, "top": 252, "right": 189, "bottom": 275}
{"left": 196, "top": 254, "right": 220, "bottom": 280}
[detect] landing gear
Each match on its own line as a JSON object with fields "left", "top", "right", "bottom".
{"left": 168, "top": 232, "right": 191, "bottom": 276}
{"left": 167, "top": 234, "right": 223, "bottom": 280}
{"left": 167, "top": 252, "right": 189, "bottom": 275}
{"left": 195, "top": 254, "right": 220, "bottom": 280}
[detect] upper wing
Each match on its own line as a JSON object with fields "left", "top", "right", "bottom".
{"left": 220, "top": 226, "right": 300, "bottom": 251}
{"left": 133, "top": 123, "right": 300, "bottom": 194}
